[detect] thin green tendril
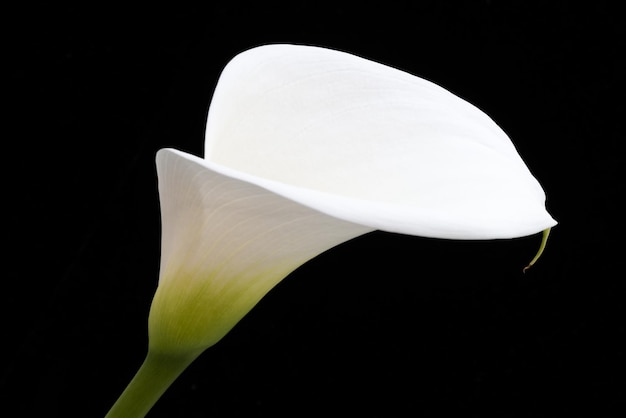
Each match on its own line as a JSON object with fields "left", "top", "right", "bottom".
{"left": 523, "top": 228, "right": 551, "bottom": 273}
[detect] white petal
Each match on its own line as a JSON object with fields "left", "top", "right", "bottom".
{"left": 204, "top": 44, "right": 556, "bottom": 239}
{"left": 150, "top": 148, "right": 373, "bottom": 352}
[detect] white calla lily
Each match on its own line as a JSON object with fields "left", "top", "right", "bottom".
{"left": 106, "top": 44, "right": 556, "bottom": 418}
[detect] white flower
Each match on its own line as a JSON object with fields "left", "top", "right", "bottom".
{"left": 149, "top": 44, "right": 556, "bottom": 356}
{"left": 106, "top": 44, "right": 556, "bottom": 418}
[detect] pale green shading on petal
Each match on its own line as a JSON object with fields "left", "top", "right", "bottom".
{"left": 150, "top": 148, "right": 374, "bottom": 355}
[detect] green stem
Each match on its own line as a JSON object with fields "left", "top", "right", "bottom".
{"left": 105, "top": 349, "right": 200, "bottom": 418}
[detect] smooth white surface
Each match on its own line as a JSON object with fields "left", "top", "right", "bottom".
{"left": 156, "top": 148, "right": 372, "bottom": 288}
{"left": 202, "top": 44, "right": 556, "bottom": 239}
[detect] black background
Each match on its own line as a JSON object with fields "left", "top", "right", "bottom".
{"left": 3, "top": 1, "right": 624, "bottom": 417}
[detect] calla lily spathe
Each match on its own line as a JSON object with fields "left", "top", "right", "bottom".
{"left": 106, "top": 44, "right": 556, "bottom": 418}
{"left": 151, "top": 148, "right": 372, "bottom": 354}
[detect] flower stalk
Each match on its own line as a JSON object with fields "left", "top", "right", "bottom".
{"left": 105, "top": 350, "right": 201, "bottom": 418}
